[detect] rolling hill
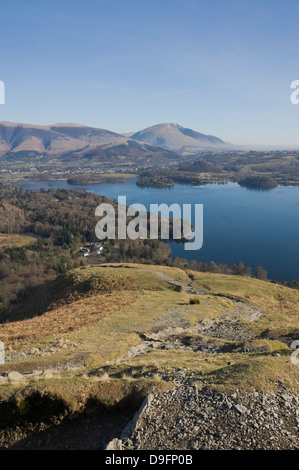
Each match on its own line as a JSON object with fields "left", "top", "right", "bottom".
{"left": 0, "top": 121, "right": 232, "bottom": 165}
{"left": 59, "top": 138, "right": 181, "bottom": 164}
{"left": 0, "top": 121, "right": 124, "bottom": 158}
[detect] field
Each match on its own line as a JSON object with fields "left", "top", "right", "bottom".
{"left": 0, "top": 233, "right": 37, "bottom": 248}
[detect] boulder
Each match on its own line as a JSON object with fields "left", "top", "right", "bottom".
{"left": 7, "top": 371, "right": 24, "bottom": 382}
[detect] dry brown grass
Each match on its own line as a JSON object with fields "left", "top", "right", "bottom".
{"left": 0, "top": 263, "right": 298, "bottom": 396}
{"left": 0, "top": 291, "right": 136, "bottom": 350}
{"left": 187, "top": 270, "right": 299, "bottom": 328}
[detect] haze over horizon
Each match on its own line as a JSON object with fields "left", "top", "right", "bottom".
{"left": 1, "top": 0, "right": 299, "bottom": 146}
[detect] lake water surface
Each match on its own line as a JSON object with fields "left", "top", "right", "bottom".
{"left": 16, "top": 177, "right": 299, "bottom": 281}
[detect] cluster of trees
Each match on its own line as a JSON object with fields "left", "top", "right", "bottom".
{"left": 119, "top": 239, "right": 171, "bottom": 264}
{"left": 137, "top": 168, "right": 204, "bottom": 186}
{"left": 136, "top": 175, "right": 175, "bottom": 188}
{"left": 238, "top": 176, "right": 278, "bottom": 190}
{"left": 170, "top": 258, "right": 268, "bottom": 280}
{"left": 136, "top": 160, "right": 229, "bottom": 187}
{"left": 280, "top": 279, "right": 299, "bottom": 290}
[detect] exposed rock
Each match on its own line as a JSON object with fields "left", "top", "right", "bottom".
{"left": 7, "top": 371, "right": 24, "bottom": 382}
{"left": 108, "top": 376, "right": 299, "bottom": 450}
{"left": 106, "top": 438, "right": 123, "bottom": 450}
{"left": 234, "top": 404, "right": 248, "bottom": 414}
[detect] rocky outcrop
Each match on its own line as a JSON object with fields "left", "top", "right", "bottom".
{"left": 106, "top": 376, "right": 299, "bottom": 450}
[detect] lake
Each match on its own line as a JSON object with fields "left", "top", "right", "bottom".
{"left": 16, "top": 177, "right": 299, "bottom": 282}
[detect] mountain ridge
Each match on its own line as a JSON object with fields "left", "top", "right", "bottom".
{"left": 0, "top": 121, "right": 124, "bottom": 157}
{"left": 0, "top": 121, "right": 232, "bottom": 162}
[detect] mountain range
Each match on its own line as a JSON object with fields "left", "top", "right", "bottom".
{"left": 0, "top": 121, "right": 232, "bottom": 163}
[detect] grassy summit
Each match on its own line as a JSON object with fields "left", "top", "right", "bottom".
{"left": 0, "top": 263, "right": 297, "bottom": 389}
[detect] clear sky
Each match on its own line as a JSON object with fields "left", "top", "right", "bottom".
{"left": 1, "top": 0, "right": 299, "bottom": 146}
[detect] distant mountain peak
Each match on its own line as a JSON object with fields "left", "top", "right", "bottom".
{"left": 131, "top": 123, "right": 231, "bottom": 151}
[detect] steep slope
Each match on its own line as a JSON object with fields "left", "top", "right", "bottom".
{"left": 50, "top": 123, "right": 124, "bottom": 146}
{"left": 131, "top": 123, "right": 231, "bottom": 151}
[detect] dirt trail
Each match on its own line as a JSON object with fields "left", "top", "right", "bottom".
{"left": 113, "top": 267, "right": 265, "bottom": 363}
{"left": 150, "top": 269, "right": 208, "bottom": 295}
{"left": 4, "top": 265, "right": 264, "bottom": 372}
{"left": 150, "top": 268, "right": 263, "bottom": 320}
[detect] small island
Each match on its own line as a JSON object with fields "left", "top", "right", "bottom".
{"left": 136, "top": 175, "right": 175, "bottom": 188}
{"left": 238, "top": 176, "right": 278, "bottom": 190}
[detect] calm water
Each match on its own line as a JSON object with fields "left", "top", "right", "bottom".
{"left": 16, "top": 177, "right": 299, "bottom": 281}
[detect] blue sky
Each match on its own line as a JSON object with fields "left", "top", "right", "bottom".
{"left": 1, "top": 0, "right": 299, "bottom": 145}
